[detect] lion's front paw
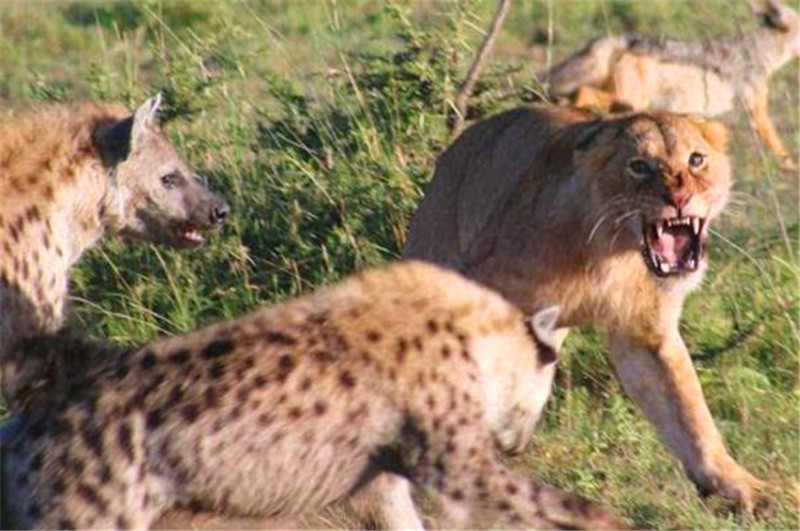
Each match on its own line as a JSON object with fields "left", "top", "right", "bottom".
{"left": 696, "top": 458, "right": 769, "bottom": 515}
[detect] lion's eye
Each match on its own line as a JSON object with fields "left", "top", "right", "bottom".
{"left": 688, "top": 152, "right": 706, "bottom": 168}
{"left": 161, "top": 172, "right": 181, "bottom": 189}
{"left": 628, "top": 159, "right": 651, "bottom": 177}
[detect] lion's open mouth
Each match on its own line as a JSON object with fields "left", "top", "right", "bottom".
{"left": 642, "top": 216, "right": 707, "bottom": 277}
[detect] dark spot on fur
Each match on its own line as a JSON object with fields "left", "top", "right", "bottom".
{"left": 288, "top": 406, "right": 302, "bottom": 419}
{"left": 441, "top": 345, "right": 451, "bottom": 359}
{"left": 201, "top": 338, "right": 235, "bottom": 359}
{"left": 265, "top": 331, "right": 297, "bottom": 345}
{"left": 497, "top": 500, "right": 511, "bottom": 511}
{"left": 146, "top": 409, "right": 164, "bottom": 429}
{"left": 77, "top": 483, "right": 107, "bottom": 512}
{"left": 412, "top": 336, "right": 423, "bottom": 351}
{"left": 58, "top": 518, "right": 75, "bottom": 530}
{"left": 278, "top": 354, "right": 295, "bottom": 373}
{"left": 426, "top": 319, "right": 439, "bottom": 334}
{"left": 81, "top": 421, "right": 105, "bottom": 457}
{"left": 339, "top": 370, "right": 356, "bottom": 388}
{"left": 426, "top": 395, "right": 437, "bottom": 409}
{"left": 168, "top": 349, "right": 190, "bottom": 364}
{"left": 182, "top": 404, "right": 200, "bottom": 423}
{"left": 117, "top": 516, "right": 130, "bottom": 529}
{"left": 139, "top": 350, "right": 156, "bottom": 370}
{"left": 30, "top": 452, "right": 43, "bottom": 471}
{"left": 252, "top": 374, "right": 268, "bottom": 388}
{"left": 451, "top": 489, "right": 464, "bottom": 501}
{"left": 299, "top": 377, "right": 312, "bottom": 391}
{"left": 236, "top": 387, "right": 250, "bottom": 402}
{"left": 169, "top": 384, "right": 184, "bottom": 403}
{"left": 312, "top": 349, "right": 335, "bottom": 363}
{"left": 365, "top": 330, "right": 381, "bottom": 342}
{"left": 98, "top": 462, "right": 112, "bottom": 484}
{"left": 258, "top": 413, "right": 273, "bottom": 426}
{"left": 313, "top": 401, "right": 327, "bottom": 416}
{"left": 506, "top": 483, "right": 519, "bottom": 495}
{"left": 207, "top": 360, "right": 225, "bottom": 379}
{"left": 25, "top": 205, "right": 40, "bottom": 223}
{"left": 395, "top": 338, "right": 408, "bottom": 363}
{"left": 117, "top": 423, "right": 134, "bottom": 462}
{"left": 204, "top": 387, "right": 219, "bottom": 408}
{"left": 52, "top": 478, "right": 67, "bottom": 494}
{"left": 229, "top": 406, "right": 242, "bottom": 420}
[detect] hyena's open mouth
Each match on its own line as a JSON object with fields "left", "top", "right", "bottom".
{"left": 174, "top": 223, "right": 211, "bottom": 247}
{"left": 641, "top": 215, "right": 708, "bottom": 277}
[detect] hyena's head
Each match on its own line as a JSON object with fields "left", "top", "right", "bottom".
{"left": 92, "top": 95, "right": 229, "bottom": 248}
{"left": 477, "top": 305, "right": 560, "bottom": 455}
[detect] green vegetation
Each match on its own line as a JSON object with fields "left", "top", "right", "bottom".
{"left": 1, "top": 1, "right": 797, "bottom": 529}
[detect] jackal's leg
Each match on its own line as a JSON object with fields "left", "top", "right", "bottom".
{"left": 743, "top": 81, "right": 797, "bottom": 170}
{"left": 607, "top": 331, "right": 765, "bottom": 513}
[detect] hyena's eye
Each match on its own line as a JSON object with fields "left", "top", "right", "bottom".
{"left": 161, "top": 172, "right": 182, "bottom": 189}
{"left": 628, "top": 159, "right": 652, "bottom": 178}
{"left": 688, "top": 152, "right": 706, "bottom": 169}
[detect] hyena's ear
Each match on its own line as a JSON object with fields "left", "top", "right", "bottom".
{"left": 131, "top": 94, "right": 163, "bottom": 148}
{"left": 528, "top": 305, "right": 561, "bottom": 365}
{"left": 92, "top": 116, "right": 133, "bottom": 166}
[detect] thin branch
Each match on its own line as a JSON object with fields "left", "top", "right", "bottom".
{"left": 450, "top": 0, "right": 512, "bottom": 137}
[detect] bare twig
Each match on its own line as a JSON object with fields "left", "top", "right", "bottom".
{"left": 450, "top": 0, "right": 512, "bottom": 137}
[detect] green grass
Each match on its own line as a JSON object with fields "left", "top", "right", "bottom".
{"left": 1, "top": 1, "right": 797, "bottom": 529}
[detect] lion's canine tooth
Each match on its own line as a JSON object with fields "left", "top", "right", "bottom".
{"left": 655, "top": 223, "right": 663, "bottom": 238}
{"left": 691, "top": 217, "right": 700, "bottom": 234}
{"left": 660, "top": 262, "right": 670, "bottom": 274}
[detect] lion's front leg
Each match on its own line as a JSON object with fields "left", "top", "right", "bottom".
{"left": 607, "top": 331, "right": 764, "bottom": 512}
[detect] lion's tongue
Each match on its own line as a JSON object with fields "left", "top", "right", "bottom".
{"left": 650, "top": 229, "right": 692, "bottom": 266}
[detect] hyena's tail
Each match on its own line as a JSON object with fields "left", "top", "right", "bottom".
{"left": 537, "top": 35, "right": 631, "bottom": 98}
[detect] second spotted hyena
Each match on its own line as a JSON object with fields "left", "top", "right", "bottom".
{"left": 0, "top": 95, "right": 229, "bottom": 409}
{"left": 3, "top": 261, "right": 624, "bottom": 530}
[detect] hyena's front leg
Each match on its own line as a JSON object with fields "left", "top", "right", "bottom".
{"left": 348, "top": 473, "right": 425, "bottom": 530}
{"left": 607, "top": 331, "right": 765, "bottom": 512}
{"left": 418, "top": 427, "right": 624, "bottom": 530}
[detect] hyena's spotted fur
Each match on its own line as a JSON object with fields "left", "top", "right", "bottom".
{"left": 0, "top": 96, "right": 228, "bottom": 410}
{"left": 3, "top": 261, "right": 624, "bottom": 530}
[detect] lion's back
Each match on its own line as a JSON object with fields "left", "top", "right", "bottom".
{"left": 404, "top": 105, "right": 592, "bottom": 269}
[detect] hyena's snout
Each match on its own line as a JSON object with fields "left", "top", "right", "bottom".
{"left": 208, "top": 194, "right": 229, "bottom": 226}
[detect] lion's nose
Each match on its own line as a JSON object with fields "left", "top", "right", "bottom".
{"left": 662, "top": 187, "right": 692, "bottom": 209}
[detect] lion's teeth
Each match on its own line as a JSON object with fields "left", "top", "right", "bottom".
{"left": 691, "top": 217, "right": 700, "bottom": 234}
{"left": 660, "top": 262, "right": 670, "bottom": 274}
{"left": 655, "top": 223, "right": 663, "bottom": 238}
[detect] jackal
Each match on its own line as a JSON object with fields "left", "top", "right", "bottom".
{"left": 541, "top": 0, "right": 799, "bottom": 169}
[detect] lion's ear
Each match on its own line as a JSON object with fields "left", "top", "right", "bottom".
{"left": 698, "top": 120, "right": 729, "bottom": 152}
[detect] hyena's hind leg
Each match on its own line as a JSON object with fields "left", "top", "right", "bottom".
{"left": 418, "top": 427, "right": 626, "bottom": 530}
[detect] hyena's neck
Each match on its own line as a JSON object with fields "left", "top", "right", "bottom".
{"left": 1, "top": 158, "right": 111, "bottom": 344}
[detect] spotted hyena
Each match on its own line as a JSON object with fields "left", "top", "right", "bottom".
{"left": 0, "top": 95, "right": 229, "bottom": 409}
{"left": 3, "top": 261, "right": 624, "bottom": 530}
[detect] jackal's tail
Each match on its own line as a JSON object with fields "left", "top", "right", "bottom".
{"left": 538, "top": 35, "right": 631, "bottom": 98}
